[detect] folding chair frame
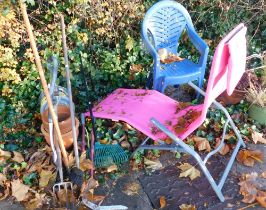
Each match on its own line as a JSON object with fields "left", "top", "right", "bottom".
{"left": 133, "top": 81, "right": 246, "bottom": 202}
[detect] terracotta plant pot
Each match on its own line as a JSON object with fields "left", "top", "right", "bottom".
{"left": 41, "top": 118, "right": 79, "bottom": 149}
{"left": 248, "top": 104, "right": 266, "bottom": 125}
{"left": 41, "top": 105, "right": 72, "bottom": 134}
{"left": 218, "top": 89, "right": 246, "bottom": 105}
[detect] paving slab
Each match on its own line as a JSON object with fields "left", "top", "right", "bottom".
{"left": 96, "top": 141, "right": 266, "bottom": 210}
{"left": 137, "top": 143, "right": 266, "bottom": 210}
{"left": 95, "top": 167, "right": 153, "bottom": 210}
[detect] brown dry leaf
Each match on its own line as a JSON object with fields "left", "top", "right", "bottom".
{"left": 12, "top": 151, "right": 24, "bottom": 163}
{"left": 27, "top": 150, "right": 47, "bottom": 173}
{"left": 164, "top": 137, "right": 173, "bottom": 145}
{"left": 85, "top": 192, "right": 105, "bottom": 203}
{"left": 0, "top": 181, "right": 10, "bottom": 201}
{"left": 178, "top": 163, "right": 201, "bottom": 181}
{"left": 261, "top": 171, "right": 266, "bottom": 178}
{"left": 213, "top": 122, "right": 221, "bottom": 132}
{"left": 162, "top": 55, "right": 184, "bottom": 64}
{"left": 219, "top": 144, "right": 230, "bottom": 155}
{"left": 158, "top": 48, "right": 184, "bottom": 64}
{"left": 179, "top": 204, "right": 197, "bottom": 210}
{"left": 11, "top": 179, "right": 30, "bottom": 201}
{"left": 80, "top": 178, "right": 99, "bottom": 197}
{"left": 237, "top": 150, "right": 264, "bottom": 167}
{"left": 239, "top": 172, "right": 258, "bottom": 203}
{"left": 106, "top": 165, "right": 117, "bottom": 173}
{"left": 0, "top": 173, "right": 6, "bottom": 186}
{"left": 68, "top": 152, "right": 75, "bottom": 168}
{"left": 159, "top": 196, "right": 166, "bottom": 208}
{"left": 252, "top": 131, "right": 266, "bottom": 144}
{"left": 80, "top": 152, "right": 93, "bottom": 172}
{"left": 193, "top": 137, "right": 211, "bottom": 152}
{"left": 123, "top": 182, "right": 140, "bottom": 196}
{"left": 214, "top": 139, "right": 230, "bottom": 155}
{"left": 39, "top": 169, "right": 56, "bottom": 188}
{"left": 56, "top": 189, "right": 75, "bottom": 205}
{"left": 144, "top": 158, "right": 163, "bottom": 171}
{"left": 130, "top": 64, "right": 143, "bottom": 73}
{"left": 24, "top": 193, "right": 46, "bottom": 210}
{"left": 256, "top": 190, "right": 266, "bottom": 207}
{"left": 0, "top": 149, "right": 11, "bottom": 159}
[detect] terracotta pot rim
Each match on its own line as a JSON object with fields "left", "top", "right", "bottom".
{"left": 41, "top": 118, "right": 80, "bottom": 135}
{"left": 41, "top": 105, "right": 71, "bottom": 123}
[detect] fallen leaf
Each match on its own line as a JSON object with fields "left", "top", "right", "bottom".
{"left": 123, "top": 182, "right": 140, "bottom": 196}
{"left": 12, "top": 151, "right": 24, "bottom": 163}
{"left": 159, "top": 196, "right": 166, "bottom": 208}
{"left": 130, "top": 64, "right": 143, "bottom": 73}
{"left": 226, "top": 203, "right": 234, "bottom": 208}
{"left": 68, "top": 152, "right": 75, "bottom": 168}
{"left": 193, "top": 137, "right": 211, "bottom": 152}
{"left": 252, "top": 131, "right": 266, "bottom": 144}
{"left": 80, "top": 178, "right": 99, "bottom": 197}
{"left": 158, "top": 48, "right": 184, "bottom": 64}
{"left": 24, "top": 193, "right": 45, "bottom": 210}
{"left": 56, "top": 188, "right": 75, "bottom": 205}
{"left": 11, "top": 179, "right": 30, "bottom": 201}
{"left": 213, "top": 122, "right": 221, "bottom": 132}
{"left": 214, "top": 139, "right": 230, "bottom": 155}
{"left": 80, "top": 152, "right": 94, "bottom": 172}
{"left": 0, "top": 173, "right": 6, "bottom": 186}
{"left": 256, "top": 190, "right": 266, "bottom": 207}
{"left": 39, "top": 169, "right": 56, "bottom": 188}
{"left": 179, "top": 204, "right": 197, "bottom": 210}
{"left": 27, "top": 150, "right": 47, "bottom": 173}
{"left": 0, "top": 181, "right": 10, "bottom": 201}
{"left": 164, "top": 137, "right": 173, "bottom": 145}
{"left": 144, "top": 158, "right": 163, "bottom": 171}
{"left": 0, "top": 149, "right": 11, "bottom": 159}
{"left": 106, "top": 165, "right": 117, "bottom": 173}
{"left": 85, "top": 192, "right": 105, "bottom": 203}
{"left": 178, "top": 163, "right": 201, "bottom": 180}
{"left": 261, "top": 171, "right": 266, "bottom": 178}
{"left": 237, "top": 150, "right": 264, "bottom": 167}
{"left": 239, "top": 172, "right": 258, "bottom": 203}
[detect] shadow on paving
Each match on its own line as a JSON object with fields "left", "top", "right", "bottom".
{"left": 97, "top": 147, "right": 266, "bottom": 210}
{"left": 139, "top": 154, "right": 244, "bottom": 210}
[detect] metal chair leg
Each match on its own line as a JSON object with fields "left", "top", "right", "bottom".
{"left": 150, "top": 117, "right": 245, "bottom": 202}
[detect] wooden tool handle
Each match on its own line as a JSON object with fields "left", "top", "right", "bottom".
{"left": 19, "top": 0, "right": 69, "bottom": 168}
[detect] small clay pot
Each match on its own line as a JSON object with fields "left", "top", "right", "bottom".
{"left": 41, "top": 105, "right": 72, "bottom": 134}
{"left": 218, "top": 89, "right": 246, "bottom": 105}
{"left": 41, "top": 118, "right": 79, "bottom": 149}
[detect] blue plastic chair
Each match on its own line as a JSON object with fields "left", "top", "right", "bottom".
{"left": 141, "top": 0, "right": 209, "bottom": 95}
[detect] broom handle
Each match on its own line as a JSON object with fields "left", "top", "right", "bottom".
{"left": 60, "top": 15, "right": 80, "bottom": 168}
{"left": 19, "top": 1, "right": 69, "bottom": 168}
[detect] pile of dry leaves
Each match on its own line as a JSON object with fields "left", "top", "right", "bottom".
{"left": 0, "top": 145, "right": 100, "bottom": 209}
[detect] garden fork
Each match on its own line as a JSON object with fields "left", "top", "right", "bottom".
{"left": 53, "top": 131, "right": 75, "bottom": 209}
{"left": 52, "top": 91, "right": 75, "bottom": 209}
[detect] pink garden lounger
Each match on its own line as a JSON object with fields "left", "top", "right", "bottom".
{"left": 84, "top": 24, "right": 247, "bottom": 202}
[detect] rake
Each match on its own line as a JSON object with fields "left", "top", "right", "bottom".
{"left": 79, "top": 52, "right": 128, "bottom": 170}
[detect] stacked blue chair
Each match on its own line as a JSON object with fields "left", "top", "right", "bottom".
{"left": 141, "top": 0, "right": 209, "bottom": 96}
